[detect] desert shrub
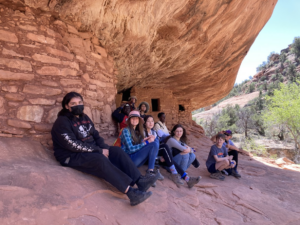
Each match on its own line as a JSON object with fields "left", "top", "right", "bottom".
{"left": 241, "top": 138, "right": 267, "bottom": 157}
{"left": 291, "top": 37, "right": 300, "bottom": 58}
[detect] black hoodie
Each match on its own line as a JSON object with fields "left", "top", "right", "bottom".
{"left": 51, "top": 110, "right": 109, "bottom": 163}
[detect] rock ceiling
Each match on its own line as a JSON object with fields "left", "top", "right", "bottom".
{"left": 1, "top": 0, "right": 277, "bottom": 109}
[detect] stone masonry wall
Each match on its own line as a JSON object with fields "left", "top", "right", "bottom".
{"left": 130, "top": 87, "right": 193, "bottom": 129}
{"left": 0, "top": 6, "right": 117, "bottom": 146}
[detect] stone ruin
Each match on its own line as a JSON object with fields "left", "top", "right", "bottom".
{"left": 0, "top": 6, "right": 117, "bottom": 146}
{"left": 0, "top": 0, "right": 277, "bottom": 146}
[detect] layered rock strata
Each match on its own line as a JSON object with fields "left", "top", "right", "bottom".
{"left": 0, "top": 6, "right": 116, "bottom": 145}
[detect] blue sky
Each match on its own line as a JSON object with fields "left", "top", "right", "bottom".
{"left": 236, "top": 0, "right": 300, "bottom": 84}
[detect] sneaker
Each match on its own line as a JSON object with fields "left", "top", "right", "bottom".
{"left": 126, "top": 188, "right": 152, "bottom": 206}
{"left": 187, "top": 176, "right": 202, "bottom": 188}
{"left": 210, "top": 171, "right": 225, "bottom": 181}
{"left": 221, "top": 170, "right": 229, "bottom": 176}
{"left": 231, "top": 170, "right": 241, "bottom": 179}
{"left": 137, "top": 172, "right": 159, "bottom": 192}
{"left": 170, "top": 173, "right": 184, "bottom": 188}
{"left": 151, "top": 182, "right": 156, "bottom": 187}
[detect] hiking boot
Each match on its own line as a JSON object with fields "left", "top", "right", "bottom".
{"left": 210, "top": 171, "right": 225, "bottom": 181}
{"left": 137, "top": 172, "right": 159, "bottom": 192}
{"left": 187, "top": 176, "right": 202, "bottom": 188}
{"left": 126, "top": 187, "right": 152, "bottom": 206}
{"left": 231, "top": 170, "right": 241, "bottom": 179}
{"left": 156, "top": 168, "right": 164, "bottom": 181}
{"left": 170, "top": 173, "right": 184, "bottom": 188}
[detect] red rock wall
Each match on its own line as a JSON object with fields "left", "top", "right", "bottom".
{"left": 0, "top": 6, "right": 117, "bottom": 145}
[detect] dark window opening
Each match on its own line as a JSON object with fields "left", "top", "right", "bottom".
{"left": 179, "top": 105, "right": 185, "bottom": 111}
{"left": 151, "top": 99, "right": 160, "bottom": 112}
{"left": 121, "top": 87, "right": 132, "bottom": 102}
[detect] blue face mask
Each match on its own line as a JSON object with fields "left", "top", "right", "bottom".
{"left": 71, "top": 105, "right": 84, "bottom": 115}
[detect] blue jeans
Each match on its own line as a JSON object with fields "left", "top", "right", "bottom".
{"left": 128, "top": 142, "right": 159, "bottom": 169}
{"left": 173, "top": 152, "right": 196, "bottom": 172}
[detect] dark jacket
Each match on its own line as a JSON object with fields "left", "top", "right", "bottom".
{"left": 112, "top": 106, "right": 126, "bottom": 123}
{"left": 51, "top": 110, "right": 109, "bottom": 163}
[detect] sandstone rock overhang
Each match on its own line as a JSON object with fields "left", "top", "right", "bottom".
{"left": 2, "top": 0, "right": 277, "bottom": 110}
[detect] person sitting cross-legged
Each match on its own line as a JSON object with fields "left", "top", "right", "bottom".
{"left": 223, "top": 130, "right": 241, "bottom": 179}
{"left": 144, "top": 115, "right": 201, "bottom": 188}
{"left": 154, "top": 112, "right": 170, "bottom": 135}
{"left": 51, "top": 92, "right": 158, "bottom": 206}
{"left": 206, "top": 133, "right": 236, "bottom": 181}
{"left": 120, "top": 110, "right": 162, "bottom": 179}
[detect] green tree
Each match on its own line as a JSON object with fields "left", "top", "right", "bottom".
{"left": 291, "top": 37, "right": 300, "bottom": 59}
{"left": 263, "top": 82, "right": 300, "bottom": 162}
{"left": 249, "top": 83, "right": 255, "bottom": 93}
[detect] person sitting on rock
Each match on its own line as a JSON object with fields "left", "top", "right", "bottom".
{"left": 223, "top": 130, "right": 241, "bottom": 178}
{"left": 206, "top": 133, "right": 236, "bottom": 181}
{"left": 154, "top": 112, "right": 170, "bottom": 135}
{"left": 120, "top": 110, "right": 162, "bottom": 179}
{"left": 165, "top": 124, "right": 199, "bottom": 173}
{"left": 51, "top": 92, "right": 158, "bottom": 206}
{"left": 112, "top": 103, "right": 131, "bottom": 130}
{"left": 144, "top": 115, "right": 201, "bottom": 188}
{"left": 128, "top": 96, "right": 137, "bottom": 110}
{"left": 137, "top": 101, "right": 149, "bottom": 119}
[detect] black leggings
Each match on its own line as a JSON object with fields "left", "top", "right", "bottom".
{"left": 228, "top": 149, "right": 238, "bottom": 169}
{"left": 62, "top": 146, "right": 141, "bottom": 193}
{"left": 158, "top": 143, "right": 185, "bottom": 176}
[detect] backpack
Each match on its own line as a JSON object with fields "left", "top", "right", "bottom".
{"left": 113, "top": 128, "right": 124, "bottom": 147}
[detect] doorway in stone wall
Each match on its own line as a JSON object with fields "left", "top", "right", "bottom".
{"left": 151, "top": 99, "right": 160, "bottom": 112}
{"left": 121, "top": 87, "right": 132, "bottom": 102}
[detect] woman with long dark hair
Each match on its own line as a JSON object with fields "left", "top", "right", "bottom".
{"left": 165, "top": 124, "right": 197, "bottom": 172}
{"left": 144, "top": 115, "right": 201, "bottom": 188}
{"left": 51, "top": 92, "right": 158, "bottom": 206}
{"left": 120, "top": 111, "right": 161, "bottom": 177}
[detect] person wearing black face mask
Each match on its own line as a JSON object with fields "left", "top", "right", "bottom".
{"left": 51, "top": 92, "right": 159, "bottom": 206}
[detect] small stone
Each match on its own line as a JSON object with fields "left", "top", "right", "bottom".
{"left": 64, "top": 87, "right": 83, "bottom": 94}
{"left": 46, "top": 47, "right": 74, "bottom": 60}
{"left": 46, "top": 107, "right": 61, "bottom": 123}
{"left": 0, "top": 29, "right": 18, "bottom": 43}
{"left": 2, "top": 85, "right": 18, "bottom": 92}
{"left": 94, "top": 45, "right": 107, "bottom": 58}
{"left": 0, "top": 133, "right": 12, "bottom": 138}
{"left": 67, "top": 24, "right": 78, "bottom": 34}
{"left": 18, "top": 24, "right": 37, "bottom": 31}
{"left": 36, "top": 66, "right": 77, "bottom": 76}
{"left": 32, "top": 54, "right": 61, "bottom": 64}
{"left": 89, "top": 79, "right": 106, "bottom": 87}
{"left": 23, "top": 84, "right": 62, "bottom": 96}
{"left": 17, "top": 106, "right": 44, "bottom": 123}
{"left": 60, "top": 79, "right": 82, "bottom": 86}
{"left": 7, "top": 119, "right": 32, "bottom": 129}
{"left": 28, "top": 98, "right": 56, "bottom": 105}
{"left": 0, "top": 58, "right": 32, "bottom": 71}
{"left": 34, "top": 124, "right": 53, "bottom": 132}
{"left": 41, "top": 80, "right": 59, "bottom": 87}
{"left": 0, "top": 70, "right": 34, "bottom": 81}
{"left": 85, "top": 90, "right": 97, "bottom": 99}
{"left": 82, "top": 73, "right": 90, "bottom": 83}
{"left": 27, "top": 33, "right": 55, "bottom": 45}
{"left": 1, "top": 127, "right": 24, "bottom": 135}
{"left": 76, "top": 55, "right": 86, "bottom": 63}
{"left": 2, "top": 48, "right": 25, "bottom": 58}
{"left": 4, "top": 93, "right": 25, "bottom": 102}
